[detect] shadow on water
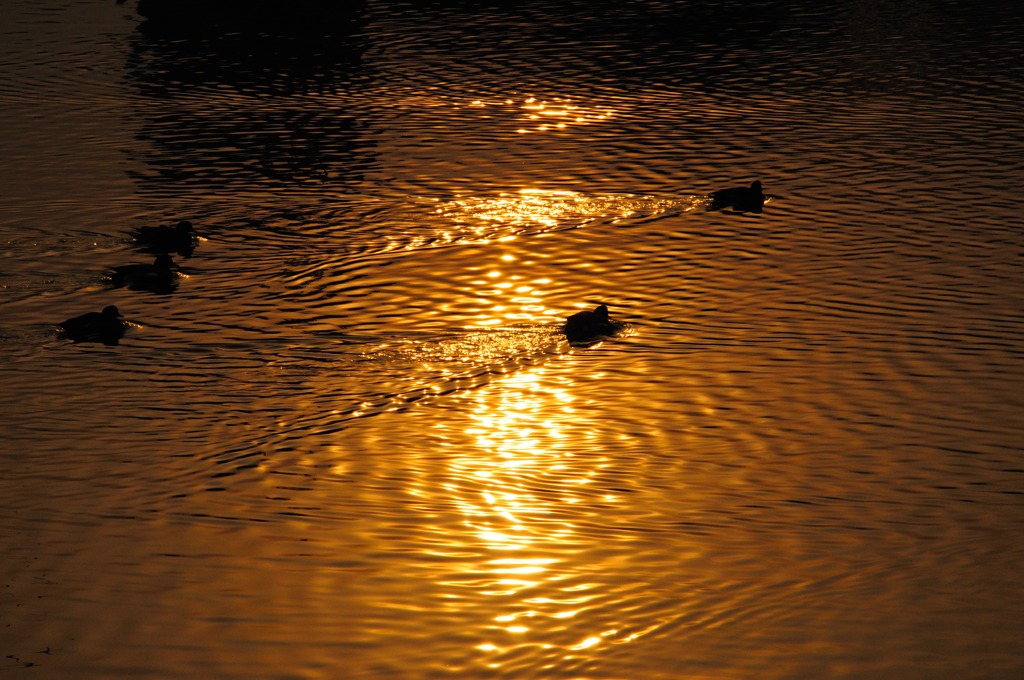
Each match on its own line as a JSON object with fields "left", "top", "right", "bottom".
{"left": 124, "top": 0, "right": 376, "bottom": 197}
{"left": 134, "top": 0, "right": 367, "bottom": 33}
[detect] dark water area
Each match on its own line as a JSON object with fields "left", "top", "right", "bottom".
{"left": 2, "top": 0, "right": 1023, "bottom": 677}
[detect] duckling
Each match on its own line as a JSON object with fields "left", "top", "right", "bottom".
{"left": 563, "top": 304, "right": 624, "bottom": 345}
{"left": 709, "top": 180, "right": 765, "bottom": 213}
{"left": 107, "top": 254, "right": 178, "bottom": 294}
{"left": 58, "top": 305, "right": 126, "bottom": 345}
{"left": 132, "top": 220, "right": 198, "bottom": 257}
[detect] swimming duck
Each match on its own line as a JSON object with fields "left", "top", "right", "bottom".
{"left": 133, "top": 220, "right": 198, "bottom": 257}
{"left": 58, "top": 305, "right": 126, "bottom": 345}
{"left": 107, "top": 254, "right": 178, "bottom": 294}
{"left": 563, "top": 304, "right": 624, "bottom": 345}
{"left": 709, "top": 180, "right": 765, "bottom": 213}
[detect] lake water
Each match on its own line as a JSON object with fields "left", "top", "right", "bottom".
{"left": 2, "top": 1, "right": 1023, "bottom": 677}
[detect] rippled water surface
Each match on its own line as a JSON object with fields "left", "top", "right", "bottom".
{"left": 2, "top": 1, "right": 1023, "bottom": 677}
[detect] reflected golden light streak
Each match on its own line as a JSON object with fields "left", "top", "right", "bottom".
{"left": 432, "top": 360, "right": 636, "bottom": 670}
{"left": 515, "top": 96, "right": 616, "bottom": 134}
{"left": 572, "top": 637, "right": 601, "bottom": 651}
{"left": 453, "top": 249, "right": 563, "bottom": 329}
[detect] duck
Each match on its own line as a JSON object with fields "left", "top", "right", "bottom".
{"left": 563, "top": 304, "right": 624, "bottom": 345}
{"left": 709, "top": 180, "right": 765, "bottom": 213}
{"left": 106, "top": 254, "right": 178, "bottom": 294}
{"left": 58, "top": 305, "right": 126, "bottom": 345}
{"left": 132, "top": 220, "right": 198, "bottom": 257}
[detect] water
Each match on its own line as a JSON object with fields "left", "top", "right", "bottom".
{"left": 2, "top": 1, "right": 1023, "bottom": 677}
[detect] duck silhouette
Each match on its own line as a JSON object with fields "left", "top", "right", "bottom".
{"left": 107, "top": 254, "right": 179, "bottom": 294}
{"left": 563, "top": 304, "right": 624, "bottom": 345}
{"left": 709, "top": 180, "right": 765, "bottom": 213}
{"left": 132, "top": 220, "right": 198, "bottom": 257}
{"left": 58, "top": 305, "right": 126, "bottom": 345}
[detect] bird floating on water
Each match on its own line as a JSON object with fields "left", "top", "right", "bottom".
{"left": 709, "top": 180, "right": 765, "bottom": 213}
{"left": 132, "top": 220, "right": 199, "bottom": 257}
{"left": 107, "top": 254, "right": 179, "bottom": 294}
{"left": 563, "top": 304, "right": 625, "bottom": 346}
{"left": 58, "top": 305, "right": 126, "bottom": 345}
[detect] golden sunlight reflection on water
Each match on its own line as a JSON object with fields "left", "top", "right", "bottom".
{"left": 425, "top": 364, "right": 637, "bottom": 668}
{"left": 461, "top": 252, "right": 556, "bottom": 328}
{"left": 515, "top": 96, "right": 617, "bottom": 135}
{"left": 455, "top": 94, "right": 618, "bottom": 135}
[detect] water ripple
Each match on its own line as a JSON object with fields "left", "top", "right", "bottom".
{"left": 2, "top": 0, "right": 1024, "bottom": 677}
